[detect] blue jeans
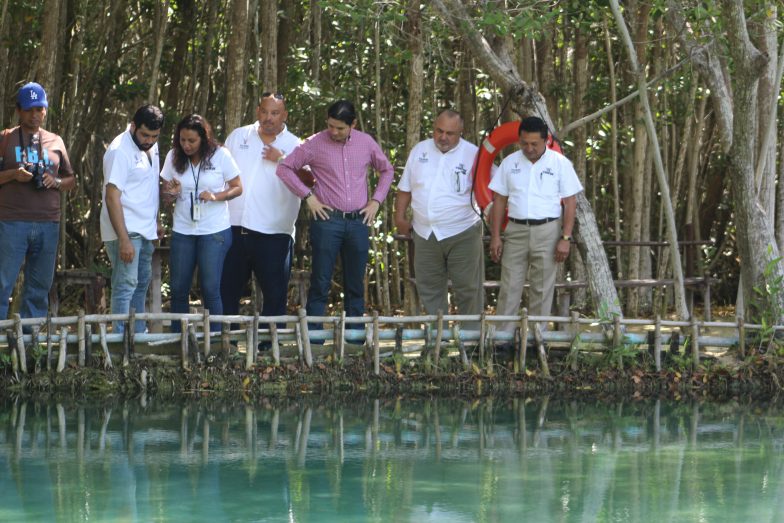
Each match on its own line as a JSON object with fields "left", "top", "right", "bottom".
{"left": 220, "top": 226, "right": 293, "bottom": 318}
{"left": 105, "top": 234, "right": 154, "bottom": 333}
{"left": 0, "top": 220, "right": 59, "bottom": 320}
{"left": 170, "top": 229, "right": 231, "bottom": 332}
{"left": 307, "top": 215, "right": 369, "bottom": 328}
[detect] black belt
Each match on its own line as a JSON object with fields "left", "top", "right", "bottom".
{"left": 328, "top": 209, "right": 363, "bottom": 220}
{"left": 508, "top": 216, "right": 559, "bottom": 226}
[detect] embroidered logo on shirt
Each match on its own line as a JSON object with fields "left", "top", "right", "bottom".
{"left": 510, "top": 162, "right": 521, "bottom": 174}
{"left": 239, "top": 138, "right": 250, "bottom": 150}
{"left": 540, "top": 167, "right": 555, "bottom": 180}
{"left": 418, "top": 152, "right": 428, "bottom": 163}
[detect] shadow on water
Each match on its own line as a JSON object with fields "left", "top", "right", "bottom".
{"left": 2, "top": 395, "right": 784, "bottom": 522}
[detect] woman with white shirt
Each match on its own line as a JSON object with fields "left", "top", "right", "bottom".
{"left": 161, "top": 114, "right": 242, "bottom": 331}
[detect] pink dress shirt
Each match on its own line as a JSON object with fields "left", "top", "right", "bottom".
{"left": 276, "top": 129, "right": 394, "bottom": 212}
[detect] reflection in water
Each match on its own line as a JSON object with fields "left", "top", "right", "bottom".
{"left": 2, "top": 396, "right": 784, "bottom": 522}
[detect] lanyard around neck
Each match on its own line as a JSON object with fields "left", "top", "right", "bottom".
{"left": 189, "top": 160, "right": 202, "bottom": 193}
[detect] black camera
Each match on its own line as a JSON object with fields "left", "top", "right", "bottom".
{"left": 25, "top": 162, "right": 46, "bottom": 190}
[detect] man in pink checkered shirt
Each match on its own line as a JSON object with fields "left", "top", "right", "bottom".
{"left": 276, "top": 100, "right": 394, "bottom": 329}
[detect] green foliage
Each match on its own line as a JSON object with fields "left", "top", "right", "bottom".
{"left": 750, "top": 247, "right": 784, "bottom": 353}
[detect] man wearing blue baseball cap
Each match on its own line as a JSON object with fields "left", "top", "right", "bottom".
{"left": 0, "top": 82, "right": 75, "bottom": 320}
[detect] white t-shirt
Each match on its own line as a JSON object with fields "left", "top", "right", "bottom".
{"left": 398, "top": 138, "right": 480, "bottom": 241}
{"left": 489, "top": 148, "right": 583, "bottom": 220}
{"left": 100, "top": 127, "right": 160, "bottom": 241}
{"left": 225, "top": 123, "right": 301, "bottom": 235}
{"left": 160, "top": 146, "right": 241, "bottom": 235}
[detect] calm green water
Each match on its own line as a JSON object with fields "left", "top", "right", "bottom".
{"left": 1, "top": 396, "right": 783, "bottom": 523}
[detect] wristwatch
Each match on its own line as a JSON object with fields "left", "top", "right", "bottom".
{"left": 561, "top": 234, "right": 572, "bottom": 241}
{"left": 54, "top": 177, "right": 62, "bottom": 189}
{"left": 303, "top": 191, "right": 313, "bottom": 201}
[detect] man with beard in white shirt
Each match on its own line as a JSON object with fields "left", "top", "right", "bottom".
{"left": 101, "top": 104, "right": 164, "bottom": 333}
{"left": 395, "top": 109, "right": 484, "bottom": 325}
{"left": 221, "top": 92, "right": 301, "bottom": 324}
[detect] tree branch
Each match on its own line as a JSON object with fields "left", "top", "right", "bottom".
{"left": 559, "top": 58, "right": 689, "bottom": 138}
{"left": 665, "top": 0, "right": 733, "bottom": 152}
{"left": 430, "top": 0, "right": 554, "bottom": 129}
{"left": 721, "top": 0, "right": 767, "bottom": 74}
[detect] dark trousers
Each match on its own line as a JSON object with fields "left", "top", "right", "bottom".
{"left": 306, "top": 215, "right": 369, "bottom": 329}
{"left": 220, "top": 226, "right": 294, "bottom": 319}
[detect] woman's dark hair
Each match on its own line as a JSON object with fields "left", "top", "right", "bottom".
{"left": 518, "top": 116, "right": 549, "bottom": 140}
{"left": 327, "top": 100, "right": 356, "bottom": 126}
{"left": 172, "top": 114, "right": 218, "bottom": 173}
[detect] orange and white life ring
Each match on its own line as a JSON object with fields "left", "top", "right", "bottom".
{"left": 472, "top": 121, "right": 562, "bottom": 210}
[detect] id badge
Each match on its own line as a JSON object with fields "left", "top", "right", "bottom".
{"left": 191, "top": 194, "right": 202, "bottom": 222}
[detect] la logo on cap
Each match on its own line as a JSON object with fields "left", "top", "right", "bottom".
{"left": 29, "top": 90, "right": 38, "bottom": 100}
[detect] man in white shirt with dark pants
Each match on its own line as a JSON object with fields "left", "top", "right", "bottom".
{"left": 489, "top": 116, "right": 583, "bottom": 333}
{"left": 221, "top": 92, "right": 301, "bottom": 321}
{"left": 395, "top": 109, "right": 484, "bottom": 324}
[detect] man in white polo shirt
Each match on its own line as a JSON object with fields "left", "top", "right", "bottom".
{"left": 395, "top": 109, "right": 484, "bottom": 323}
{"left": 489, "top": 116, "right": 583, "bottom": 332}
{"left": 100, "top": 105, "right": 164, "bottom": 333}
{"left": 221, "top": 92, "right": 301, "bottom": 320}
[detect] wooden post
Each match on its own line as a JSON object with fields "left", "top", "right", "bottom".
{"left": 338, "top": 311, "right": 346, "bottom": 363}
{"left": 14, "top": 314, "right": 26, "bottom": 374}
{"left": 691, "top": 318, "right": 700, "bottom": 369}
{"left": 189, "top": 323, "right": 200, "bottom": 365}
{"left": 245, "top": 320, "right": 254, "bottom": 370}
{"left": 252, "top": 313, "right": 260, "bottom": 363}
{"left": 454, "top": 324, "right": 468, "bottom": 369}
{"left": 181, "top": 319, "right": 190, "bottom": 370}
{"left": 737, "top": 315, "right": 745, "bottom": 358}
{"left": 612, "top": 315, "right": 622, "bottom": 349}
{"left": 534, "top": 322, "right": 550, "bottom": 378}
{"left": 128, "top": 307, "right": 136, "bottom": 358}
{"left": 270, "top": 323, "right": 280, "bottom": 365}
{"left": 569, "top": 311, "right": 579, "bottom": 372}
{"left": 520, "top": 308, "right": 529, "bottom": 373}
{"left": 394, "top": 325, "right": 403, "bottom": 368}
{"left": 372, "top": 310, "right": 380, "bottom": 376}
{"left": 298, "top": 308, "right": 312, "bottom": 367}
{"left": 46, "top": 316, "right": 53, "bottom": 372}
{"left": 99, "top": 323, "right": 113, "bottom": 369}
{"left": 221, "top": 321, "right": 231, "bottom": 354}
{"left": 422, "top": 323, "right": 431, "bottom": 362}
{"left": 57, "top": 327, "right": 67, "bottom": 372}
{"left": 294, "top": 323, "right": 304, "bottom": 365}
{"left": 8, "top": 329, "right": 19, "bottom": 376}
{"left": 203, "top": 309, "right": 211, "bottom": 357}
{"left": 149, "top": 247, "right": 163, "bottom": 333}
{"left": 85, "top": 324, "right": 92, "bottom": 365}
{"left": 434, "top": 310, "right": 443, "bottom": 369}
{"left": 332, "top": 318, "right": 339, "bottom": 362}
{"left": 654, "top": 315, "right": 662, "bottom": 372}
{"left": 77, "top": 309, "right": 86, "bottom": 367}
{"left": 31, "top": 326, "right": 40, "bottom": 373}
{"left": 703, "top": 270, "right": 712, "bottom": 321}
{"left": 478, "top": 312, "right": 486, "bottom": 365}
{"left": 122, "top": 325, "right": 130, "bottom": 367}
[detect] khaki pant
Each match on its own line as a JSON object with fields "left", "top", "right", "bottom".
{"left": 495, "top": 219, "right": 560, "bottom": 331}
{"left": 413, "top": 222, "right": 484, "bottom": 326}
